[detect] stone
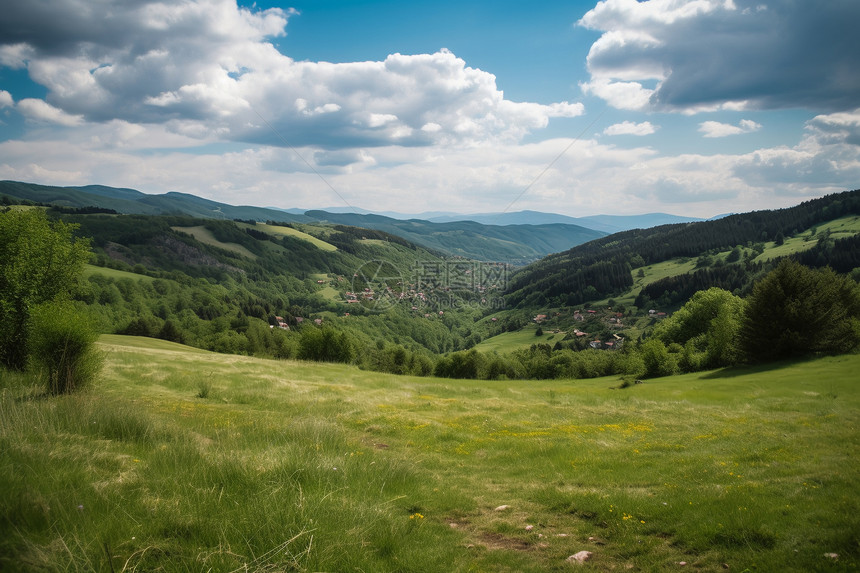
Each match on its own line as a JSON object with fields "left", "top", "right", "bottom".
{"left": 567, "top": 551, "right": 593, "bottom": 564}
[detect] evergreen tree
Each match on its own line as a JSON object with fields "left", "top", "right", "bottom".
{"left": 740, "top": 260, "right": 860, "bottom": 361}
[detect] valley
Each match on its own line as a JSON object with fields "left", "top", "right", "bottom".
{"left": 1, "top": 182, "right": 859, "bottom": 571}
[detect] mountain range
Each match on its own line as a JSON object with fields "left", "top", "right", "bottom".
{"left": 274, "top": 206, "right": 707, "bottom": 233}
{"left": 0, "top": 180, "right": 712, "bottom": 263}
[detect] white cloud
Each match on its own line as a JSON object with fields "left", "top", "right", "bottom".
{"left": 0, "top": 1, "right": 582, "bottom": 153}
{"left": 0, "top": 0, "right": 855, "bottom": 219}
{"left": 17, "top": 98, "right": 83, "bottom": 126}
{"left": 0, "top": 43, "right": 33, "bottom": 68}
{"left": 578, "top": 0, "right": 860, "bottom": 113}
{"left": 3, "top": 105, "right": 855, "bottom": 219}
{"left": 805, "top": 108, "right": 860, "bottom": 146}
{"left": 604, "top": 121, "right": 657, "bottom": 136}
{"left": 698, "top": 119, "right": 761, "bottom": 138}
{"left": 0, "top": 90, "right": 13, "bottom": 108}
{"left": 580, "top": 77, "right": 654, "bottom": 111}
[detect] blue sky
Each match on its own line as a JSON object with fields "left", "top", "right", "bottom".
{"left": 1, "top": 0, "right": 858, "bottom": 217}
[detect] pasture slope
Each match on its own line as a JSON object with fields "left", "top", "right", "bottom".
{"left": 1, "top": 336, "right": 857, "bottom": 572}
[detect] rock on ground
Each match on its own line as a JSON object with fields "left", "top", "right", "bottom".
{"left": 567, "top": 551, "right": 593, "bottom": 564}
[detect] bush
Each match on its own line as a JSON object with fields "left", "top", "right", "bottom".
{"left": 435, "top": 349, "right": 482, "bottom": 379}
{"left": 637, "top": 339, "right": 677, "bottom": 379}
{"left": 297, "top": 327, "right": 355, "bottom": 363}
{"left": 0, "top": 210, "right": 90, "bottom": 370}
{"left": 28, "top": 302, "right": 103, "bottom": 394}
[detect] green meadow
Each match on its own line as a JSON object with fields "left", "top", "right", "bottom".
{"left": 251, "top": 223, "right": 339, "bottom": 252}
{"left": 1, "top": 336, "right": 857, "bottom": 572}
{"left": 474, "top": 326, "right": 564, "bottom": 353}
{"left": 171, "top": 226, "right": 258, "bottom": 259}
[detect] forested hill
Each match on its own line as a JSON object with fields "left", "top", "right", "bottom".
{"left": 303, "top": 210, "right": 604, "bottom": 264}
{"left": 0, "top": 180, "right": 308, "bottom": 223}
{"left": 0, "top": 180, "right": 603, "bottom": 263}
{"left": 506, "top": 189, "right": 860, "bottom": 309}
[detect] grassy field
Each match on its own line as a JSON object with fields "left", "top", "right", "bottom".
{"left": 1, "top": 337, "right": 858, "bottom": 572}
{"left": 252, "top": 223, "right": 338, "bottom": 252}
{"left": 474, "top": 326, "right": 567, "bottom": 353}
{"left": 171, "top": 226, "right": 258, "bottom": 259}
{"left": 83, "top": 264, "right": 154, "bottom": 282}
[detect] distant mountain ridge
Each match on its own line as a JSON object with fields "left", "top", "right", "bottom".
{"left": 0, "top": 180, "right": 719, "bottom": 263}
{"left": 271, "top": 206, "right": 707, "bottom": 233}
{"left": 422, "top": 210, "right": 706, "bottom": 233}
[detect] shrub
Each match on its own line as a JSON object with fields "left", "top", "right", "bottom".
{"left": 28, "top": 302, "right": 103, "bottom": 394}
{"left": 0, "top": 210, "right": 90, "bottom": 370}
{"left": 653, "top": 287, "right": 745, "bottom": 370}
{"left": 637, "top": 339, "right": 677, "bottom": 379}
{"left": 297, "top": 327, "right": 355, "bottom": 363}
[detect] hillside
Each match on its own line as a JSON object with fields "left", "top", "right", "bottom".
{"left": 505, "top": 189, "right": 860, "bottom": 310}
{"left": 0, "top": 181, "right": 605, "bottom": 263}
{"left": 303, "top": 210, "right": 605, "bottom": 264}
{"left": 31, "top": 209, "right": 492, "bottom": 356}
{"left": 2, "top": 339, "right": 857, "bottom": 571}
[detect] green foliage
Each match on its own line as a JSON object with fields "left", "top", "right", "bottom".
{"left": 0, "top": 209, "right": 91, "bottom": 370}
{"left": 27, "top": 302, "right": 103, "bottom": 394}
{"left": 726, "top": 246, "right": 742, "bottom": 262}
{"left": 637, "top": 339, "right": 677, "bottom": 379}
{"left": 297, "top": 327, "right": 356, "bottom": 363}
{"left": 361, "top": 343, "right": 434, "bottom": 376}
{"left": 740, "top": 260, "right": 860, "bottom": 361}
{"left": 653, "top": 287, "right": 745, "bottom": 370}
{"left": 434, "top": 349, "right": 482, "bottom": 379}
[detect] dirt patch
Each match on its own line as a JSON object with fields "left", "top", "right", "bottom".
{"left": 477, "top": 531, "right": 533, "bottom": 552}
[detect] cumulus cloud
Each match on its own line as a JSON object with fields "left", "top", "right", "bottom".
{"left": 698, "top": 119, "right": 761, "bottom": 138}
{"left": 1, "top": 108, "right": 856, "bottom": 218}
{"left": 805, "top": 108, "right": 860, "bottom": 147}
{"left": 17, "top": 98, "right": 83, "bottom": 126}
{"left": 578, "top": 0, "right": 860, "bottom": 113}
{"left": 0, "top": 0, "right": 583, "bottom": 155}
{"left": 0, "top": 90, "right": 13, "bottom": 108}
{"left": 603, "top": 120, "right": 657, "bottom": 136}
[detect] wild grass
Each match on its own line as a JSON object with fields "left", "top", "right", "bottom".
{"left": 251, "top": 223, "right": 339, "bottom": 252}
{"left": 1, "top": 336, "right": 857, "bottom": 571}
{"left": 473, "top": 325, "right": 562, "bottom": 352}
{"left": 171, "top": 225, "right": 258, "bottom": 259}
{"left": 83, "top": 264, "right": 154, "bottom": 282}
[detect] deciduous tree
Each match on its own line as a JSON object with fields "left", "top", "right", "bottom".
{"left": 0, "top": 210, "right": 91, "bottom": 370}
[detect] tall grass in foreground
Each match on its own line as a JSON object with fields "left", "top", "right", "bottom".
{"left": 1, "top": 336, "right": 858, "bottom": 571}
